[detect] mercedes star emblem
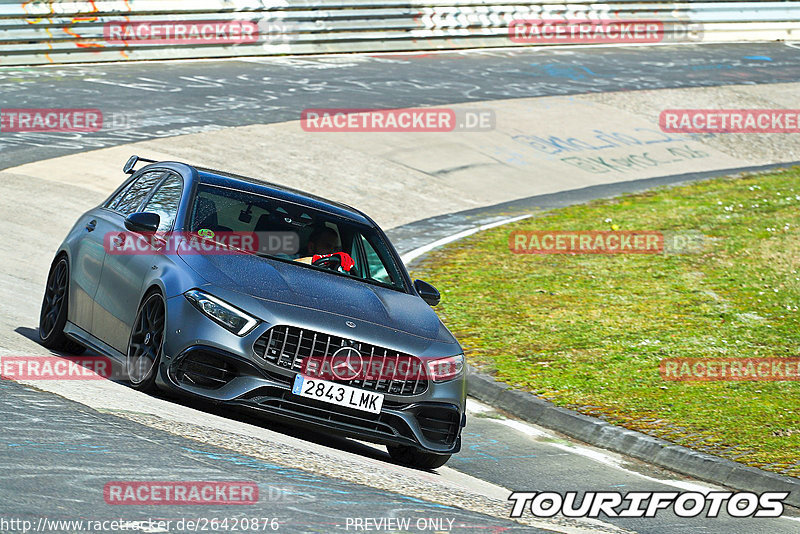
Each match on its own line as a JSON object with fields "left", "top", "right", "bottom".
{"left": 330, "top": 346, "right": 363, "bottom": 381}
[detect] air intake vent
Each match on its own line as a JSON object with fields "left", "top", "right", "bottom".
{"left": 174, "top": 350, "right": 237, "bottom": 390}
{"left": 415, "top": 406, "right": 460, "bottom": 446}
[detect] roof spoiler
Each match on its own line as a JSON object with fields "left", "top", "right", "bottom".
{"left": 123, "top": 155, "right": 158, "bottom": 175}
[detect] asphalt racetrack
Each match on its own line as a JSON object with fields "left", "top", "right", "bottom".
{"left": 3, "top": 43, "right": 800, "bottom": 169}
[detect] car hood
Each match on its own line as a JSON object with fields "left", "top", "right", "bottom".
{"left": 178, "top": 251, "right": 456, "bottom": 343}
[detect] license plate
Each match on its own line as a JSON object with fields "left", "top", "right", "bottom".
{"left": 292, "top": 375, "right": 384, "bottom": 414}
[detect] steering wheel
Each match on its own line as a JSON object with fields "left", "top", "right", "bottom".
{"left": 312, "top": 254, "right": 342, "bottom": 271}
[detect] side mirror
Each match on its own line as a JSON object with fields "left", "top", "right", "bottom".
{"left": 125, "top": 212, "right": 160, "bottom": 234}
{"left": 414, "top": 279, "right": 441, "bottom": 307}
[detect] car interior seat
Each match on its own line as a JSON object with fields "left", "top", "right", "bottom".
{"left": 194, "top": 197, "right": 232, "bottom": 232}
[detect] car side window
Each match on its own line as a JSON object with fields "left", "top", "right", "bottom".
{"left": 142, "top": 173, "right": 183, "bottom": 233}
{"left": 113, "top": 171, "right": 165, "bottom": 215}
{"left": 359, "top": 234, "right": 392, "bottom": 285}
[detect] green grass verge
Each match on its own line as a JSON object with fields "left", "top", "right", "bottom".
{"left": 412, "top": 168, "right": 800, "bottom": 477}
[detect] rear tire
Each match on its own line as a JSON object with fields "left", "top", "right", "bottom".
{"left": 38, "top": 256, "right": 85, "bottom": 355}
{"left": 387, "top": 445, "right": 451, "bottom": 469}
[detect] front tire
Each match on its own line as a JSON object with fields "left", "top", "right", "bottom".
{"left": 387, "top": 445, "right": 451, "bottom": 469}
{"left": 126, "top": 291, "right": 166, "bottom": 392}
{"left": 38, "top": 256, "right": 84, "bottom": 354}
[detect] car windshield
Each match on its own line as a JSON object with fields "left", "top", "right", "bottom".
{"left": 188, "top": 183, "right": 406, "bottom": 291}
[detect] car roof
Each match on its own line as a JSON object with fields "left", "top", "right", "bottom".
{"left": 149, "top": 161, "right": 374, "bottom": 226}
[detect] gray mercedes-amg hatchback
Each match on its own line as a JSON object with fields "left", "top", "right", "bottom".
{"left": 39, "top": 156, "right": 466, "bottom": 468}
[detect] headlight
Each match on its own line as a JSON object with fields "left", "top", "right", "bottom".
{"left": 427, "top": 354, "right": 465, "bottom": 382}
{"left": 184, "top": 289, "right": 258, "bottom": 336}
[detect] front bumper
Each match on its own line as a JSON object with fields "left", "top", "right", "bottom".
{"left": 156, "top": 293, "right": 466, "bottom": 454}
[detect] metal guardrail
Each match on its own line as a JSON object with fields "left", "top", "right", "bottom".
{"left": 0, "top": 1, "right": 798, "bottom": 65}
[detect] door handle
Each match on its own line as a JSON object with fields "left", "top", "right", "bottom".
{"left": 112, "top": 232, "right": 127, "bottom": 248}
{"left": 85, "top": 220, "right": 97, "bottom": 232}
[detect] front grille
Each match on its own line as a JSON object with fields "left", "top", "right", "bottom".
{"left": 253, "top": 325, "right": 428, "bottom": 396}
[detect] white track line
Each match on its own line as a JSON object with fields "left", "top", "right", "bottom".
{"left": 400, "top": 214, "right": 531, "bottom": 265}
